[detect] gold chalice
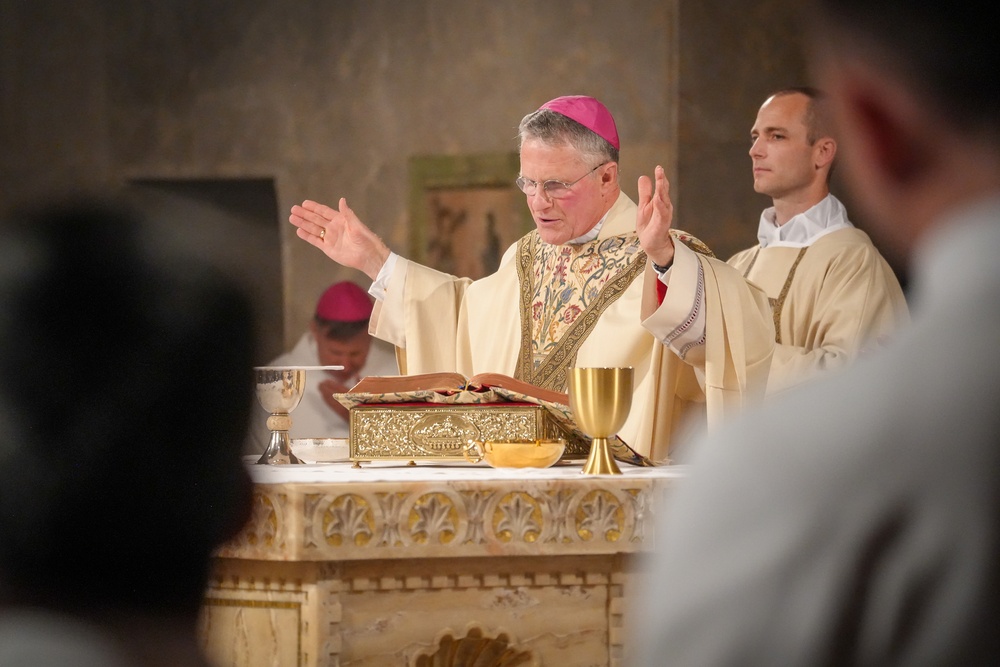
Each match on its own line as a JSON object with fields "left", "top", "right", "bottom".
{"left": 254, "top": 366, "right": 306, "bottom": 465}
{"left": 568, "top": 366, "right": 633, "bottom": 475}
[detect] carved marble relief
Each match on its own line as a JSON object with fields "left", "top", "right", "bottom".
{"left": 221, "top": 480, "right": 659, "bottom": 560}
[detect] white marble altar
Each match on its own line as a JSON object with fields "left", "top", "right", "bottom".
{"left": 199, "top": 459, "right": 685, "bottom": 666}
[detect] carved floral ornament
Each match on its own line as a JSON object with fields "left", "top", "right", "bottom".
{"left": 226, "top": 482, "right": 658, "bottom": 556}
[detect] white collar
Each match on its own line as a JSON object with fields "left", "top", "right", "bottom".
{"left": 566, "top": 211, "right": 607, "bottom": 245}
{"left": 757, "top": 194, "right": 854, "bottom": 249}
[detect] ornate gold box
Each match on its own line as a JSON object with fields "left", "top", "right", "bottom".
{"left": 349, "top": 402, "right": 588, "bottom": 463}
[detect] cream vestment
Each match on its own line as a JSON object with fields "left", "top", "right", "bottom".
{"left": 729, "top": 195, "right": 909, "bottom": 393}
{"left": 649, "top": 194, "right": 908, "bottom": 396}
{"left": 371, "top": 192, "right": 774, "bottom": 461}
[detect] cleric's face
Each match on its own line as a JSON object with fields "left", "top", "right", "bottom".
{"left": 749, "top": 93, "right": 823, "bottom": 201}
{"left": 519, "top": 138, "right": 616, "bottom": 245}
{"left": 315, "top": 330, "right": 371, "bottom": 382}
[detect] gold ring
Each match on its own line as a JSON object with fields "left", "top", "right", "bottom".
{"left": 319, "top": 228, "right": 326, "bottom": 240}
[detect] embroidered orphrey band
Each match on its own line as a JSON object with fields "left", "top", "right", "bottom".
{"left": 514, "top": 232, "right": 647, "bottom": 391}
{"left": 743, "top": 246, "right": 809, "bottom": 344}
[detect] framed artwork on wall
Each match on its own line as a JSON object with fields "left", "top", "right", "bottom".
{"left": 408, "top": 153, "right": 534, "bottom": 280}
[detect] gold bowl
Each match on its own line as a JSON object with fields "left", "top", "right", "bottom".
{"left": 464, "top": 439, "right": 566, "bottom": 469}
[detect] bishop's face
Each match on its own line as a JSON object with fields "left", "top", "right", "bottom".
{"left": 518, "top": 138, "right": 618, "bottom": 245}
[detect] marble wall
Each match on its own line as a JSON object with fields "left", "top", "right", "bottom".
{"left": 0, "top": 0, "right": 806, "bottom": 359}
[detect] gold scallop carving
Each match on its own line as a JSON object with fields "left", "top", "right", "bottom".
{"left": 412, "top": 626, "right": 536, "bottom": 667}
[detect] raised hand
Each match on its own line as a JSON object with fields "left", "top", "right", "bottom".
{"left": 636, "top": 165, "right": 675, "bottom": 268}
{"left": 289, "top": 198, "right": 391, "bottom": 280}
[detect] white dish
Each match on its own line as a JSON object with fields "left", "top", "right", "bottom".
{"left": 290, "top": 438, "right": 351, "bottom": 463}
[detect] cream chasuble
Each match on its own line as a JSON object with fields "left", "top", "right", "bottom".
{"left": 728, "top": 226, "right": 909, "bottom": 394}
{"left": 371, "top": 193, "right": 774, "bottom": 462}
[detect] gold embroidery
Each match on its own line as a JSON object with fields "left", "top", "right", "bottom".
{"left": 772, "top": 247, "right": 808, "bottom": 344}
{"left": 671, "top": 231, "right": 716, "bottom": 258}
{"left": 742, "top": 248, "right": 761, "bottom": 279}
{"left": 743, "top": 246, "right": 809, "bottom": 344}
{"left": 515, "top": 232, "right": 646, "bottom": 391}
{"left": 515, "top": 235, "right": 537, "bottom": 383}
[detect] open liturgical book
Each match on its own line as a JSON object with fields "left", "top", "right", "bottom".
{"left": 337, "top": 372, "right": 654, "bottom": 467}
{"left": 348, "top": 372, "right": 568, "bottom": 405}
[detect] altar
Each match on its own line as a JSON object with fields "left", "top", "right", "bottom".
{"left": 199, "top": 459, "right": 684, "bottom": 667}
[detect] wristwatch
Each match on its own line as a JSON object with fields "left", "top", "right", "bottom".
{"left": 651, "top": 258, "right": 673, "bottom": 274}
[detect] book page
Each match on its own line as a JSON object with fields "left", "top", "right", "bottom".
{"left": 350, "top": 372, "right": 467, "bottom": 394}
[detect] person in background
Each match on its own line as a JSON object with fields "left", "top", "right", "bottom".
{"left": 0, "top": 197, "right": 256, "bottom": 666}
{"left": 249, "top": 280, "right": 398, "bottom": 449}
{"left": 641, "top": 87, "right": 908, "bottom": 398}
{"left": 740, "top": 87, "right": 908, "bottom": 391}
{"left": 288, "top": 95, "right": 774, "bottom": 462}
{"left": 632, "top": 0, "right": 1000, "bottom": 664}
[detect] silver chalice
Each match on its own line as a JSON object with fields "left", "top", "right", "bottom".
{"left": 254, "top": 366, "right": 307, "bottom": 465}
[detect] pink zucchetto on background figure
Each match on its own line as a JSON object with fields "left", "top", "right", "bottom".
{"left": 247, "top": 280, "right": 398, "bottom": 450}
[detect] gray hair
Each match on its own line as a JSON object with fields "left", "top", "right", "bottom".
{"left": 517, "top": 108, "right": 620, "bottom": 166}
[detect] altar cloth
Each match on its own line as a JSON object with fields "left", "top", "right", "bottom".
{"left": 244, "top": 457, "right": 688, "bottom": 484}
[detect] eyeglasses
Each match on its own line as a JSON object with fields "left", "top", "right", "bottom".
{"left": 515, "top": 162, "right": 607, "bottom": 200}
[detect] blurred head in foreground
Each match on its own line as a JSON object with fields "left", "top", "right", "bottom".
{"left": 807, "top": 0, "right": 1000, "bottom": 266}
{"left": 0, "top": 197, "right": 256, "bottom": 620}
